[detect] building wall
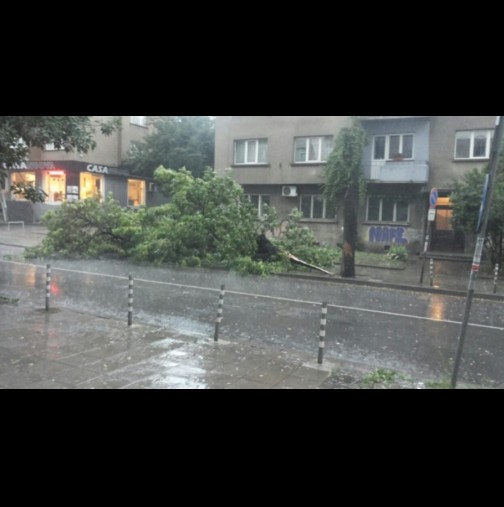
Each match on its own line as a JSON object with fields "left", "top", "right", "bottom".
{"left": 119, "top": 116, "right": 151, "bottom": 162}
{"left": 105, "top": 176, "right": 128, "bottom": 207}
{"left": 429, "top": 116, "right": 495, "bottom": 189}
{"left": 361, "top": 117, "right": 430, "bottom": 180}
{"left": 28, "top": 116, "right": 152, "bottom": 167}
{"left": 215, "top": 116, "right": 351, "bottom": 185}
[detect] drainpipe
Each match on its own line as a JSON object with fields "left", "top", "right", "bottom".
{"left": 117, "top": 116, "right": 123, "bottom": 166}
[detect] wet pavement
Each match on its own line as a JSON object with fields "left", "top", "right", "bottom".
{"left": 0, "top": 299, "right": 337, "bottom": 389}
{"left": 1, "top": 225, "right": 502, "bottom": 389}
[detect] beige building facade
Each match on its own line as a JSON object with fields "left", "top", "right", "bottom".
{"left": 215, "top": 116, "right": 496, "bottom": 253}
{"left": 3, "top": 116, "right": 161, "bottom": 222}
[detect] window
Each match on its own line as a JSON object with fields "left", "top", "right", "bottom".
{"left": 10, "top": 172, "right": 36, "bottom": 200}
{"left": 294, "top": 136, "right": 333, "bottom": 163}
{"left": 44, "top": 142, "right": 66, "bottom": 151}
{"left": 455, "top": 130, "right": 493, "bottom": 160}
{"left": 45, "top": 171, "right": 67, "bottom": 204}
{"left": 80, "top": 173, "right": 104, "bottom": 202}
{"left": 234, "top": 139, "right": 268, "bottom": 165}
{"left": 128, "top": 179, "right": 146, "bottom": 207}
{"left": 130, "top": 116, "right": 147, "bottom": 127}
{"left": 373, "top": 134, "right": 414, "bottom": 160}
{"left": 299, "top": 195, "right": 335, "bottom": 219}
{"left": 247, "top": 194, "right": 270, "bottom": 217}
{"left": 367, "top": 197, "right": 409, "bottom": 222}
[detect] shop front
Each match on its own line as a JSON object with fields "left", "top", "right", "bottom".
{"left": 3, "top": 160, "right": 153, "bottom": 223}
{"left": 5, "top": 161, "right": 147, "bottom": 207}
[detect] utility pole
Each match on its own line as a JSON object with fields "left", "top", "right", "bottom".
{"left": 451, "top": 116, "right": 504, "bottom": 389}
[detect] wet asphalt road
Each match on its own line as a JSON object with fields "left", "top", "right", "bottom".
{"left": 1, "top": 259, "right": 503, "bottom": 386}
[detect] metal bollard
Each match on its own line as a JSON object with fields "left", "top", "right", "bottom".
{"left": 45, "top": 264, "right": 51, "bottom": 312}
{"left": 127, "top": 273, "right": 133, "bottom": 326}
{"left": 494, "top": 264, "right": 499, "bottom": 294}
{"left": 318, "top": 302, "right": 328, "bottom": 365}
{"left": 214, "top": 285, "right": 226, "bottom": 342}
{"left": 429, "top": 259, "right": 434, "bottom": 288}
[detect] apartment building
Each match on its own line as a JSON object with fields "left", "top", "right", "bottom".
{"left": 2, "top": 116, "right": 163, "bottom": 223}
{"left": 215, "top": 116, "right": 496, "bottom": 253}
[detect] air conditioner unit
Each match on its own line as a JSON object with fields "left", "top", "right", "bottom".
{"left": 282, "top": 186, "right": 298, "bottom": 197}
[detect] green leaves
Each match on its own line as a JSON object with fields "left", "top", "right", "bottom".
{"left": 126, "top": 116, "right": 214, "bottom": 178}
{"left": 323, "top": 120, "right": 368, "bottom": 205}
{"left": 451, "top": 164, "right": 504, "bottom": 265}
{"left": 0, "top": 116, "right": 119, "bottom": 181}
{"left": 27, "top": 168, "right": 258, "bottom": 267}
{"left": 10, "top": 182, "right": 48, "bottom": 203}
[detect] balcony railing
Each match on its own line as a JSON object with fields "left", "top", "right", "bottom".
{"left": 365, "top": 160, "right": 429, "bottom": 183}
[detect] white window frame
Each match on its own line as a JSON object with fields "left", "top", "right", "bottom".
{"left": 366, "top": 197, "right": 410, "bottom": 223}
{"left": 454, "top": 130, "right": 493, "bottom": 160}
{"left": 299, "top": 195, "right": 335, "bottom": 220}
{"left": 234, "top": 139, "right": 268, "bottom": 165}
{"left": 130, "top": 116, "right": 147, "bottom": 127}
{"left": 373, "top": 133, "right": 415, "bottom": 161}
{"left": 45, "top": 142, "right": 66, "bottom": 151}
{"left": 247, "top": 194, "right": 270, "bottom": 217}
{"left": 294, "top": 136, "right": 333, "bottom": 163}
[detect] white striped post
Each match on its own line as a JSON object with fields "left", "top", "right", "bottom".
{"left": 318, "top": 302, "right": 328, "bottom": 364}
{"left": 429, "top": 258, "right": 434, "bottom": 287}
{"left": 494, "top": 264, "right": 499, "bottom": 294}
{"left": 45, "top": 264, "right": 51, "bottom": 312}
{"left": 127, "top": 273, "right": 133, "bottom": 327}
{"left": 214, "top": 284, "right": 226, "bottom": 342}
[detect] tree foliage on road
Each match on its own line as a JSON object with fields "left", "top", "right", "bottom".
{"left": 27, "top": 167, "right": 340, "bottom": 275}
{"left": 0, "top": 116, "right": 119, "bottom": 183}
{"left": 27, "top": 168, "right": 257, "bottom": 266}
{"left": 126, "top": 116, "right": 215, "bottom": 178}
{"left": 451, "top": 163, "right": 504, "bottom": 265}
{"left": 323, "top": 118, "right": 367, "bottom": 278}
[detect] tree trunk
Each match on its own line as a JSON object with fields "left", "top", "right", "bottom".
{"left": 341, "top": 183, "right": 358, "bottom": 278}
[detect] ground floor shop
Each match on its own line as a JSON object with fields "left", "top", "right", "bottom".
{"left": 5, "top": 160, "right": 151, "bottom": 207}
{"left": 2, "top": 160, "right": 167, "bottom": 224}
{"left": 243, "top": 183, "right": 469, "bottom": 254}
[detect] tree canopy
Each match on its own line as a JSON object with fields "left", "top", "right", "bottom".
{"left": 451, "top": 164, "right": 504, "bottom": 265}
{"left": 323, "top": 119, "right": 367, "bottom": 277}
{"left": 126, "top": 116, "right": 215, "bottom": 178}
{"left": 0, "top": 116, "right": 119, "bottom": 183}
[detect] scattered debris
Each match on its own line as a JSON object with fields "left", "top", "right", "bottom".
{"left": 0, "top": 296, "right": 19, "bottom": 305}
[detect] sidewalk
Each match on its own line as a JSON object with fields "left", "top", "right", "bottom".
{"left": 1, "top": 297, "right": 484, "bottom": 389}
{"left": 0, "top": 298, "right": 337, "bottom": 389}
{"left": 278, "top": 257, "right": 503, "bottom": 299}
{"left": 0, "top": 224, "right": 48, "bottom": 256}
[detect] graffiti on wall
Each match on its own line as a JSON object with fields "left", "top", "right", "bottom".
{"left": 368, "top": 226, "right": 408, "bottom": 245}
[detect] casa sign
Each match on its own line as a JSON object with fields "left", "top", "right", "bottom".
{"left": 87, "top": 164, "right": 109, "bottom": 174}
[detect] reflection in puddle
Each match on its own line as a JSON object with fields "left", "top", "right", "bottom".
{"left": 427, "top": 295, "right": 446, "bottom": 321}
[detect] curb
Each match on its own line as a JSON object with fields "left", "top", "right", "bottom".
{"left": 275, "top": 272, "right": 504, "bottom": 302}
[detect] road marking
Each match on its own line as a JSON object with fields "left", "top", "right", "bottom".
{"left": 1, "top": 259, "right": 503, "bottom": 331}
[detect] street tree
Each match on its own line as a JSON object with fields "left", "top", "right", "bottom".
{"left": 126, "top": 116, "right": 214, "bottom": 178}
{"left": 0, "top": 116, "right": 119, "bottom": 181}
{"left": 323, "top": 118, "right": 367, "bottom": 278}
{"left": 451, "top": 163, "right": 504, "bottom": 266}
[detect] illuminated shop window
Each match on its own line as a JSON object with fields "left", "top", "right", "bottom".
{"left": 128, "top": 179, "right": 145, "bottom": 207}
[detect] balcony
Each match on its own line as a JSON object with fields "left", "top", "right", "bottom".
{"left": 365, "top": 160, "right": 429, "bottom": 183}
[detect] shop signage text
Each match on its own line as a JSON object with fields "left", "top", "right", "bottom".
{"left": 87, "top": 164, "right": 109, "bottom": 174}
{"left": 2, "top": 161, "right": 56, "bottom": 170}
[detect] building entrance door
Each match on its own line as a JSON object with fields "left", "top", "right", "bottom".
{"left": 431, "top": 194, "right": 464, "bottom": 252}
